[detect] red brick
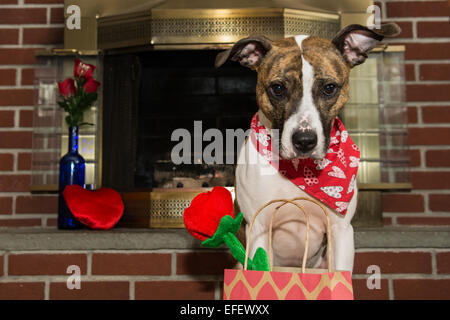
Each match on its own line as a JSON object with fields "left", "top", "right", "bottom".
{"left": 383, "top": 216, "right": 392, "bottom": 226}
{"left": 21, "top": 69, "right": 35, "bottom": 86}
{"left": 426, "top": 150, "right": 450, "bottom": 167}
{"left": 0, "top": 110, "right": 14, "bottom": 127}
{"left": 408, "top": 128, "right": 450, "bottom": 145}
{"left": 418, "top": 21, "right": 450, "bottom": 38}
{"left": 0, "top": 0, "right": 18, "bottom": 4}
{"left": 50, "top": 7, "right": 64, "bottom": 24}
{"left": 17, "top": 152, "right": 31, "bottom": 171}
{"left": 0, "top": 89, "right": 34, "bottom": 106}
{"left": 177, "top": 252, "right": 236, "bottom": 275}
{"left": 0, "top": 8, "right": 47, "bottom": 24}
{"left": 50, "top": 282, "right": 129, "bottom": 300}
{"left": 0, "top": 28, "right": 19, "bottom": 45}
{"left": 412, "top": 171, "right": 450, "bottom": 189}
{"left": 0, "top": 49, "right": 37, "bottom": 65}
{"left": 46, "top": 217, "right": 57, "bottom": 227}
{"left": 398, "top": 43, "right": 450, "bottom": 60}
{"left": 16, "top": 196, "right": 58, "bottom": 214}
{"left": 407, "top": 84, "right": 450, "bottom": 102}
{"left": 394, "top": 279, "right": 450, "bottom": 300}
{"left": 92, "top": 253, "right": 171, "bottom": 275}
{"left": 422, "top": 106, "right": 450, "bottom": 123}
{"left": 420, "top": 64, "right": 450, "bottom": 81}
{"left": 0, "top": 175, "right": 31, "bottom": 192}
{"left": 0, "top": 131, "right": 32, "bottom": 148}
{"left": 409, "top": 149, "right": 421, "bottom": 167}
{"left": 397, "top": 216, "right": 450, "bottom": 226}
{"left": 382, "top": 194, "right": 425, "bottom": 213}
{"left": 0, "top": 153, "right": 13, "bottom": 171}
{"left": 352, "top": 279, "right": 390, "bottom": 300}
{"left": 0, "top": 218, "right": 41, "bottom": 228}
{"left": 18, "top": 110, "right": 33, "bottom": 127}
{"left": 135, "top": 281, "right": 216, "bottom": 300}
{"left": 0, "top": 197, "right": 13, "bottom": 215}
{"left": 9, "top": 254, "right": 87, "bottom": 276}
{"left": 354, "top": 251, "right": 432, "bottom": 274}
{"left": 405, "top": 64, "right": 415, "bottom": 82}
{"left": 23, "top": 27, "right": 64, "bottom": 45}
{"left": 0, "top": 69, "right": 15, "bottom": 85}
{"left": 429, "top": 194, "right": 450, "bottom": 212}
{"left": 0, "top": 283, "right": 45, "bottom": 300}
{"left": 436, "top": 252, "right": 450, "bottom": 274}
{"left": 386, "top": 1, "right": 450, "bottom": 18}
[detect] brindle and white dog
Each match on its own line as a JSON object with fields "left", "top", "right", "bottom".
{"left": 215, "top": 23, "right": 400, "bottom": 272}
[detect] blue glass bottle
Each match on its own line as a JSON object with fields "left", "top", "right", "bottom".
{"left": 58, "top": 126, "right": 85, "bottom": 229}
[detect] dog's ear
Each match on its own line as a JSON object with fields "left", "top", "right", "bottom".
{"left": 332, "top": 23, "right": 401, "bottom": 67}
{"left": 215, "top": 35, "right": 272, "bottom": 69}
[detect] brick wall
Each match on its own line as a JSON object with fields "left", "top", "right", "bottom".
{"left": 0, "top": 0, "right": 449, "bottom": 301}
{"left": 0, "top": 0, "right": 62, "bottom": 228}
{"left": 376, "top": 0, "right": 450, "bottom": 226}
{"left": 0, "top": 249, "right": 448, "bottom": 300}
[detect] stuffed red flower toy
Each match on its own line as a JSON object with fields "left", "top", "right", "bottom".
{"left": 183, "top": 186, "right": 234, "bottom": 241}
{"left": 183, "top": 187, "right": 269, "bottom": 271}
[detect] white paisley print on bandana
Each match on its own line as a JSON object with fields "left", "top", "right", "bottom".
{"left": 249, "top": 113, "right": 361, "bottom": 216}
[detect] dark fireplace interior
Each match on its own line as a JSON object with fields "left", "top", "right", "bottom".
{"left": 102, "top": 49, "right": 258, "bottom": 191}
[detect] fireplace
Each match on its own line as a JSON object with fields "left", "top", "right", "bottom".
{"left": 103, "top": 49, "right": 257, "bottom": 191}
{"left": 31, "top": 0, "right": 410, "bottom": 228}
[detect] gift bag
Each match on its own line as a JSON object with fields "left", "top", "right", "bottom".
{"left": 223, "top": 198, "right": 354, "bottom": 300}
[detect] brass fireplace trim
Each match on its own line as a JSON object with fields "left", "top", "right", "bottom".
{"left": 64, "top": 0, "right": 374, "bottom": 51}
{"left": 97, "top": 8, "right": 340, "bottom": 50}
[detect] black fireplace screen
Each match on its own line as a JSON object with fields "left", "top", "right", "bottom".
{"left": 103, "top": 50, "right": 257, "bottom": 191}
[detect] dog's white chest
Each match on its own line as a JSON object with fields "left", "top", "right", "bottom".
{"left": 235, "top": 138, "right": 357, "bottom": 269}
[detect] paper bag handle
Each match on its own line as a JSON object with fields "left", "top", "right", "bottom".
{"left": 244, "top": 198, "right": 332, "bottom": 273}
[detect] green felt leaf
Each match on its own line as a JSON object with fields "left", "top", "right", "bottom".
{"left": 251, "top": 247, "right": 270, "bottom": 271}
{"left": 201, "top": 212, "right": 243, "bottom": 248}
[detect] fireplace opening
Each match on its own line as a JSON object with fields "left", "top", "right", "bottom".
{"left": 102, "top": 49, "right": 257, "bottom": 191}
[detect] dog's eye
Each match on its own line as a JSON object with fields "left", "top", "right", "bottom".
{"left": 270, "top": 83, "right": 285, "bottom": 97}
{"left": 323, "top": 83, "right": 338, "bottom": 97}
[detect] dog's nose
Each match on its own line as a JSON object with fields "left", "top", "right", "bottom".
{"left": 292, "top": 131, "right": 317, "bottom": 153}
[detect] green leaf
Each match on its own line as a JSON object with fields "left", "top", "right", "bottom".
{"left": 250, "top": 247, "right": 270, "bottom": 271}
{"left": 202, "top": 212, "right": 244, "bottom": 248}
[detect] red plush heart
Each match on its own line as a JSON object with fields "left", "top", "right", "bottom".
{"left": 63, "top": 185, "right": 124, "bottom": 230}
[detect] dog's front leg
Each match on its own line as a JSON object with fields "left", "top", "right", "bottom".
{"left": 245, "top": 222, "right": 270, "bottom": 268}
{"left": 330, "top": 223, "right": 355, "bottom": 272}
{"left": 329, "top": 188, "right": 358, "bottom": 272}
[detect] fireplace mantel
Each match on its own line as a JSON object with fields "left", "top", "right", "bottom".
{"left": 1, "top": 227, "right": 449, "bottom": 251}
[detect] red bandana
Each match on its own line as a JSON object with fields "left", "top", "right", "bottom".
{"left": 249, "top": 113, "right": 360, "bottom": 216}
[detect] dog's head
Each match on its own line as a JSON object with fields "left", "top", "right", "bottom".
{"left": 216, "top": 23, "right": 400, "bottom": 160}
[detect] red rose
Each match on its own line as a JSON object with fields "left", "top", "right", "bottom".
{"left": 83, "top": 77, "right": 100, "bottom": 93}
{"left": 183, "top": 187, "right": 234, "bottom": 241}
{"left": 74, "top": 58, "right": 96, "bottom": 79}
{"left": 58, "top": 78, "right": 76, "bottom": 98}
